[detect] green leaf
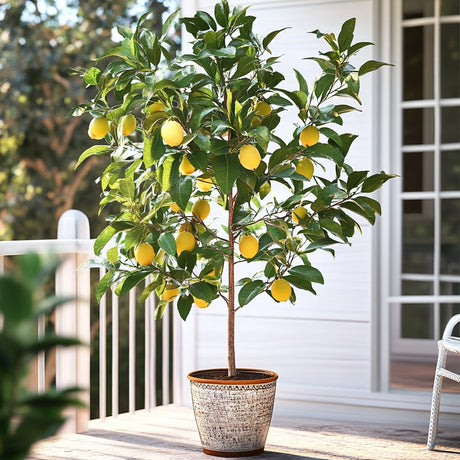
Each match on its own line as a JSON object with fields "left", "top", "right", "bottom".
{"left": 267, "top": 223, "right": 286, "bottom": 242}
{"left": 212, "top": 154, "right": 240, "bottom": 194}
{"left": 189, "top": 281, "right": 213, "bottom": 302}
{"left": 170, "top": 175, "right": 192, "bottom": 211}
{"left": 347, "top": 170, "right": 369, "bottom": 192}
{"left": 0, "top": 276, "right": 32, "bottom": 324}
{"left": 140, "top": 276, "right": 162, "bottom": 303}
{"left": 361, "top": 173, "right": 396, "bottom": 193}
{"left": 75, "top": 145, "right": 111, "bottom": 169}
{"left": 118, "top": 178, "right": 135, "bottom": 201}
{"left": 161, "top": 9, "right": 181, "bottom": 40}
{"left": 238, "top": 280, "right": 265, "bottom": 307}
{"left": 294, "top": 69, "right": 309, "bottom": 95}
{"left": 356, "top": 196, "right": 381, "bottom": 215}
{"left": 125, "top": 226, "right": 144, "bottom": 251}
{"left": 158, "top": 233, "right": 176, "bottom": 256}
{"left": 94, "top": 221, "right": 134, "bottom": 255}
{"left": 177, "top": 295, "right": 193, "bottom": 320}
{"left": 96, "top": 271, "right": 114, "bottom": 303}
{"left": 115, "top": 272, "right": 149, "bottom": 296}
{"left": 314, "top": 74, "right": 335, "bottom": 100}
{"left": 262, "top": 27, "right": 289, "bottom": 52}
{"left": 83, "top": 67, "right": 101, "bottom": 86}
{"left": 288, "top": 265, "right": 324, "bottom": 284}
{"left": 359, "top": 60, "right": 389, "bottom": 76}
{"left": 319, "top": 219, "right": 345, "bottom": 240}
{"left": 338, "top": 18, "right": 356, "bottom": 51}
{"left": 248, "top": 125, "right": 270, "bottom": 151}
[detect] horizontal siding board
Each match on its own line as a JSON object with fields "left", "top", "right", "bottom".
{"left": 196, "top": 316, "right": 370, "bottom": 391}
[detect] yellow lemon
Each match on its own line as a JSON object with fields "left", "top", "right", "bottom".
{"left": 193, "top": 296, "right": 209, "bottom": 308}
{"left": 179, "top": 155, "right": 195, "bottom": 175}
{"left": 292, "top": 206, "right": 308, "bottom": 224}
{"left": 88, "top": 117, "right": 109, "bottom": 139}
{"left": 239, "top": 234, "right": 259, "bottom": 259}
{"left": 254, "top": 101, "right": 272, "bottom": 116}
{"left": 197, "top": 177, "right": 213, "bottom": 192}
{"left": 161, "top": 283, "right": 179, "bottom": 301}
{"left": 121, "top": 114, "right": 136, "bottom": 136}
{"left": 176, "top": 231, "right": 196, "bottom": 255}
{"left": 239, "top": 145, "right": 261, "bottom": 170}
{"left": 149, "top": 101, "right": 166, "bottom": 113}
{"left": 192, "top": 199, "right": 210, "bottom": 221}
{"left": 134, "top": 242, "right": 155, "bottom": 266}
{"left": 170, "top": 202, "right": 181, "bottom": 212}
{"left": 300, "top": 125, "right": 319, "bottom": 147}
{"left": 271, "top": 278, "right": 292, "bottom": 302}
{"left": 161, "top": 119, "right": 184, "bottom": 147}
{"left": 296, "top": 158, "right": 314, "bottom": 179}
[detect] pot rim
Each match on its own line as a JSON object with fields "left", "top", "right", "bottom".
{"left": 187, "top": 368, "right": 278, "bottom": 385}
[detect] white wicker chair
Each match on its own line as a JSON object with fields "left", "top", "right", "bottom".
{"left": 427, "top": 313, "right": 460, "bottom": 450}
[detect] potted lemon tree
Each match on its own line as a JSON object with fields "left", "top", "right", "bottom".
{"left": 71, "top": 1, "right": 393, "bottom": 456}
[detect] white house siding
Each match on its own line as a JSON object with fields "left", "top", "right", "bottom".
{"left": 180, "top": 0, "right": 382, "bottom": 414}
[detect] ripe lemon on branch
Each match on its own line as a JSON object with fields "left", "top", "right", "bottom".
{"left": 254, "top": 101, "right": 271, "bottom": 116}
{"left": 121, "top": 114, "right": 136, "bottom": 136}
{"left": 296, "top": 158, "right": 314, "bottom": 179}
{"left": 197, "top": 177, "right": 213, "bottom": 192}
{"left": 134, "top": 242, "right": 155, "bottom": 266}
{"left": 176, "top": 231, "right": 196, "bottom": 255}
{"left": 179, "top": 155, "right": 195, "bottom": 175}
{"left": 239, "top": 235, "right": 259, "bottom": 259}
{"left": 161, "top": 283, "right": 179, "bottom": 301}
{"left": 88, "top": 117, "right": 109, "bottom": 140}
{"left": 161, "top": 119, "right": 184, "bottom": 147}
{"left": 239, "top": 144, "right": 261, "bottom": 170}
{"left": 271, "top": 278, "right": 292, "bottom": 302}
{"left": 300, "top": 125, "right": 319, "bottom": 147}
{"left": 192, "top": 199, "right": 210, "bottom": 221}
{"left": 193, "top": 296, "right": 209, "bottom": 308}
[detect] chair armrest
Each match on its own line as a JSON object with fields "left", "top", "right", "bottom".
{"left": 442, "top": 314, "right": 460, "bottom": 339}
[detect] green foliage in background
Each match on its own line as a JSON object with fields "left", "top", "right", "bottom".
{"left": 73, "top": 0, "right": 395, "bottom": 376}
{"left": 0, "top": 253, "right": 83, "bottom": 460}
{"left": 0, "top": 0, "right": 179, "bottom": 240}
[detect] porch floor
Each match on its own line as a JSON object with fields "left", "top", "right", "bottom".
{"left": 29, "top": 405, "right": 460, "bottom": 460}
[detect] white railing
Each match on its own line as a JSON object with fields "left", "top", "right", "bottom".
{"left": 0, "top": 209, "right": 180, "bottom": 434}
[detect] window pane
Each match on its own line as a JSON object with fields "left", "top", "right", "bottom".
{"left": 402, "top": 200, "right": 434, "bottom": 274}
{"left": 403, "top": 0, "right": 434, "bottom": 19}
{"left": 403, "top": 26, "right": 434, "bottom": 101}
{"left": 441, "top": 150, "right": 460, "bottom": 191}
{"left": 442, "top": 107, "right": 460, "bottom": 143}
{"left": 441, "top": 282, "right": 460, "bottom": 295}
{"left": 441, "top": 24, "right": 460, "bottom": 98}
{"left": 403, "top": 151, "right": 434, "bottom": 191}
{"left": 401, "top": 304, "right": 434, "bottom": 338}
{"left": 441, "top": 199, "right": 460, "bottom": 275}
{"left": 402, "top": 280, "right": 433, "bottom": 295}
{"left": 403, "top": 108, "right": 434, "bottom": 145}
{"left": 441, "top": 0, "right": 460, "bottom": 15}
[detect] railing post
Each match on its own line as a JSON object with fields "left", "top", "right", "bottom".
{"left": 55, "top": 209, "right": 91, "bottom": 433}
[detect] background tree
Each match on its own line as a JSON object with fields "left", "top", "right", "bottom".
{"left": 0, "top": 0, "right": 179, "bottom": 240}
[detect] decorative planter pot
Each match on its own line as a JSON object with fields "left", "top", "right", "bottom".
{"left": 187, "top": 368, "right": 278, "bottom": 457}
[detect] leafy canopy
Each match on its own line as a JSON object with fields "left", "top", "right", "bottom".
{"left": 73, "top": 1, "right": 394, "bottom": 320}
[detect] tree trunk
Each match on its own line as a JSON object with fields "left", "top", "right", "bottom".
{"left": 227, "top": 189, "right": 236, "bottom": 377}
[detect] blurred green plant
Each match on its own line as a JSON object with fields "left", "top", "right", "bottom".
{"left": 0, "top": 253, "right": 83, "bottom": 460}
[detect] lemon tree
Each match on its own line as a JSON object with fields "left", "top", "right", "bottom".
{"left": 72, "top": 1, "right": 395, "bottom": 377}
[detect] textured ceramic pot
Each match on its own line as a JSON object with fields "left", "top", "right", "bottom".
{"left": 188, "top": 368, "right": 278, "bottom": 457}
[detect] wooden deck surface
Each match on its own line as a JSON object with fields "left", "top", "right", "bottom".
{"left": 28, "top": 404, "right": 460, "bottom": 460}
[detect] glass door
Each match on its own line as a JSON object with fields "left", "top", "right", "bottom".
{"left": 390, "top": 0, "right": 460, "bottom": 391}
